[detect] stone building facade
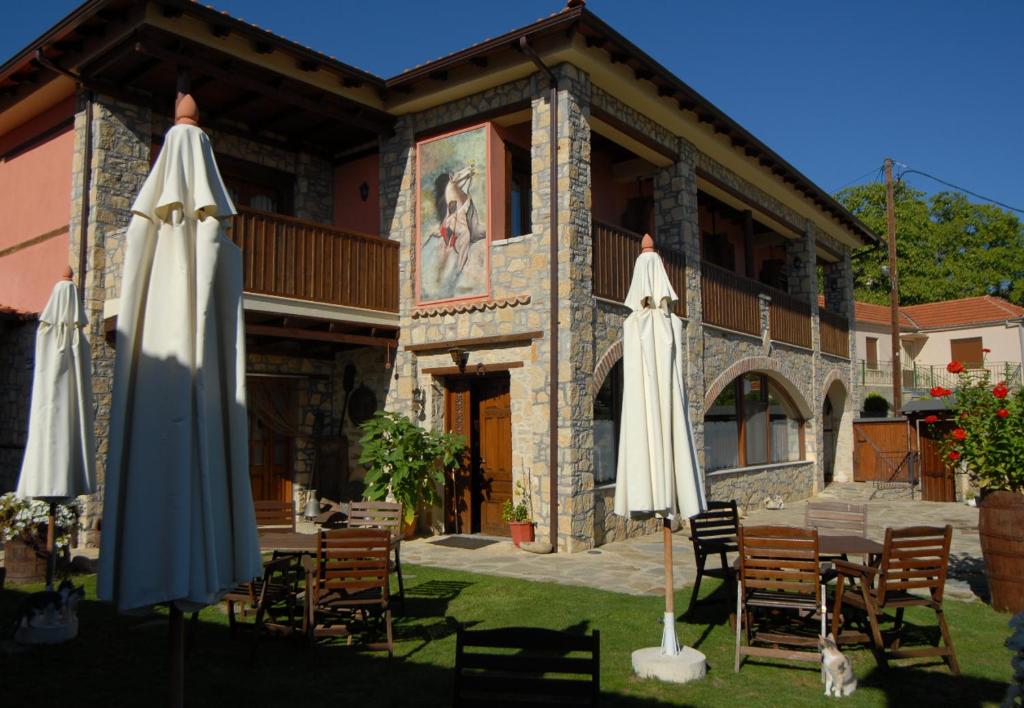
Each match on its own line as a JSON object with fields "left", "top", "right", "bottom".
{"left": 0, "top": 1, "right": 871, "bottom": 553}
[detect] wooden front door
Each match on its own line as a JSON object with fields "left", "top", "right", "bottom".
{"left": 920, "top": 422, "right": 957, "bottom": 502}
{"left": 444, "top": 374, "right": 513, "bottom": 536}
{"left": 249, "top": 415, "right": 292, "bottom": 502}
{"left": 853, "top": 419, "right": 914, "bottom": 484}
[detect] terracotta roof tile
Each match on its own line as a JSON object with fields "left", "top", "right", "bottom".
{"left": 851, "top": 295, "right": 1024, "bottom": 330}
{"left": 0, "top": 304, "right": 38, "bottom": 320}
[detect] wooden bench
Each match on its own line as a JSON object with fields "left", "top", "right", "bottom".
{"left": 254, "top": 500, "right": 296, "bottom": 534}
{"left": 454, "top": 626, "right": 600, "bottom": 707}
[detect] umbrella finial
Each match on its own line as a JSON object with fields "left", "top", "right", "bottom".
{"left": 61, "top": 265, "right": 73, "bottom": 281}
{"left": 175, "top": 93, "right": 199, "bottom": 127}
{"left": 641, "top": 233, "right": 655, "bottom": 253}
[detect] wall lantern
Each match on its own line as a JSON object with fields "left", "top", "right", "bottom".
{"left": 449, "top": 347, "right": 469, "bottom": 371}
{"left": 359, "top": 181, "right": 370, "bottom": 202}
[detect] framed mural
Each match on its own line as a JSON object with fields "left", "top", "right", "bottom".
{"left": 416, "top": 123, "right": 493, "bottom": 305}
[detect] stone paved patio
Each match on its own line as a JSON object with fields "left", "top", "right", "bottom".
{"left": 400, "top": 482, "right": 984, "bottom": 601}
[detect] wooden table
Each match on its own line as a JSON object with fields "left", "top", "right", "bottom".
{"left": 259, "top": 532, "right": 317, "bottom": 553}
{"left": 819, "top": 535, "right": 883, "bottom": 557}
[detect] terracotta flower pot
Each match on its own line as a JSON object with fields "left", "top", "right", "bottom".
{"left": 978, "top": 490, "right": 1024, "bottom": 613}
{"left": 3, "top": 539, "right": 48, "bottom": 585}
{"left": 509, "top": 521, "right": 535, "bottom": 548}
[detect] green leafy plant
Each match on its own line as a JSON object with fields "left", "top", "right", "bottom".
{"left": 863, "top": 392, "right": 890, "bottom": 418}
{"left": 0, "top": 493, "right": 80, "bottom": 550}
{"left": 501, "top": 480, "right": 531, "bottom": 523}
{"left": 925, "top": 361, "right": 1024, "bottom": 493}
{"left": 358, "top": 411, "right": 466, "bottom": 525}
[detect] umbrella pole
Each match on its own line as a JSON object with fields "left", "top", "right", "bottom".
{"left": 45, "top": 501, "right": 57, "bottom": 589}
{"left": 169, "top": 605, "right": 184, "bottom": 708}
{"left": 661, "top": 516, "right": 681, "bottom": 655}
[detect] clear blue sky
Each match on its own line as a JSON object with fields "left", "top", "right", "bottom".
{"left": 4, "top": 1, "right": 1022, "bottom": 211}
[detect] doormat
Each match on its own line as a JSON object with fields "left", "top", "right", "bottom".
{"left": 429, "top": 536, "right": 501, "bottom": 550}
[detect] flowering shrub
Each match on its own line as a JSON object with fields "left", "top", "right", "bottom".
{"left": 0, "top": 493, "right": 80, "bottom": 550}
{"left": 927, "top": 366, "right": 1024, "bottom": 492}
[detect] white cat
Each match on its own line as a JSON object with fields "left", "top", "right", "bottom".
{"left": 820, "top": 633, "right": 857, "bottom": 697}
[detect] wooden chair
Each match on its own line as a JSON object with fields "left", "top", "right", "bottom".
{"left": 453, "top": 626, "right": 600, "bottom": 707}
{"left": 347, "top": 501, "right": 405, "bottom": 608}
{"left": 687, "top": 500, "right": 739, "bottom": 612}
{"left": 735, "top": 525, "right": 826, "bottom": 671}
{"left": 225, "top": 553, "right": 304, "bottom": 649}
{"left": 304, "top": 528, "right": 394, "bottom": 656}
{"left": 254, "top": 500, "right": 296, "bottom": 534}
{"left": 804, "top": 500, "right": 868, "bottom": 538}
{"left": 831, "top": 525, "right": 960, "bottom": 675}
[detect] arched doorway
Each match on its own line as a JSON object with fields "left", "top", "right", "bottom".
{"left": 822, "top": 377, "right": 852, "bottom": 484}
{"left": 822, "top": 395, "right": 837, "bottom": 486}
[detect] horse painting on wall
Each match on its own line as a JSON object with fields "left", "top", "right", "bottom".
{"left": 416, "top": 123, "right": 492, "bottom": 305}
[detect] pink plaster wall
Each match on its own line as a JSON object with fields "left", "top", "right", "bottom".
{"left": 0, "top": 97, "right": 74, "bottom": 313}
{"left": 333, "top": 152, "right": 380, "bottom": 235}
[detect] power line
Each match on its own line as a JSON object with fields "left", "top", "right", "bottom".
{"left": 893, "top": 164, "right": 1024, "bottom": 215}
{"left": 832, "top": 166, "right": 884, "bottom": 193}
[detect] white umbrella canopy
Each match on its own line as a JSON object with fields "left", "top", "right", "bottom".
{"left": 16, "top": 273, "right": 96, "bottom": 500}
{"left": 614, "top": 235, "right": 706, "bottom": 659}
{"left": 97, "top": 104, "right": 261, "bottom": 615}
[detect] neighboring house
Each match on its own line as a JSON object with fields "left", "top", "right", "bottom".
{"left": 855, "top": 295, "right": 1024, "bottom": 406}
{"left": 0, "top": 0, "right": 876, "bottom": 551}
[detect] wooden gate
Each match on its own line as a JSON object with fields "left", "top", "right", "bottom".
{"left": 919, "top": 422, "right": 957, "bottom": 502}
{"left": 853, "top": 419, "right": 915, "bottom": 484}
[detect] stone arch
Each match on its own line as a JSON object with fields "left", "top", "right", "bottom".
{"left": 703, "top": 356, "right": 813, "bottom": 419}
{"left": 821, "top": 369, "right": 854, "bottom": 484}
{"left": 821, "top": 369, "right": 848, "bottom": 405}
{"left": 592, "top": 339, "right": 623, "bottom": 396}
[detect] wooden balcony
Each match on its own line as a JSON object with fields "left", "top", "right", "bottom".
{"left": 766, "top": 286, "right": 812, "bottom": 349}
{"left": 819, "top": 309, "right": 850, "bottom": 358}
{"left": 592, "top": 219, "right": 686, "bottom": 316}
{"left": 700, "top": 261, "right": 761, "bottom": 336}
{"left": 231, "top": 206, "right": 399, "bottom": 313}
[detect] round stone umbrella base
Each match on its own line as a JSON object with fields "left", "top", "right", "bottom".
{"left": 631, "top": 646, "right": 707, "bottom": 684}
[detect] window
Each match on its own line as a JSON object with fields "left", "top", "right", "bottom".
{"left": 506, "top": 145, "right": 531, "bottom": 238}
{"left": 705, "top": 373, "right": 805, "bottom": 472}
{"left": 593, "top": 361, "right": 623, "bottom": 484}
{"left": 865, "top": 337, "right": 878, "bottom": 370}
{"left": 950, "top": 337, "right": 984, "bottom": 368}
{"left": 216, "top": 154, "right": 295, "bottom": 216}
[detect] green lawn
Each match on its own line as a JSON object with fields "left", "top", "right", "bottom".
{"left": 0, "top": 566, "right": 1012, "bottom": 707}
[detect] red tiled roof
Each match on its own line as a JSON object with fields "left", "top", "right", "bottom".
{"left": 901, "top": 296, "right": 1024, "bottom": 329}
{"left": 850, "top": 295, "right": 1024, "bottom": 331}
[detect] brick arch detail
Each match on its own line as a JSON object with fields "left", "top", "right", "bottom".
{"left": 592, "top": 339, "right": 624, "bottom": 396}
{"left": 821, "top": 369, "right": 849, "bottom": 407}
{"left": 703, "top": 356, "right": 813, "bottom": 419}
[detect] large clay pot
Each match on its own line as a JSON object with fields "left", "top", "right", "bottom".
{"left": 3, "top": 539, "right": 48, "bottom": 585}
{"left": 978, "top": 490, "right": 1024, "bottom": 613}
{"left": 509, "top": 521, "right": 535, "bottom": 548}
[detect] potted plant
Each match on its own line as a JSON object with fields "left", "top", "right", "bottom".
{"left": 862, "top": 392, "right": 890, "bottom": 418}
{"left": 925, "top": 360, "right": 1024, "bottom": 612}
{"left": 0, "top": 493, "right": 80, "bottom": 584}
{"left": 502, "top": 481, "right": 535, "bottom": 548}
{"left": 358, "top": 411, "right": 465, "bottom": 537}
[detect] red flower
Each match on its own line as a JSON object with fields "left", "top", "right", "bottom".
{"left": 997, "top": 408, "right": 1010, "bottom": 419}
{"left": 951, "top": 428, "right": 967, "bottom": 441}
{"left": 930, "top": 386, "right": 952, "bottom": 398}
{"left": 923, "top": 415, "right": 939, "bottom": 424}
{"left": 948, "top": 451, "right": 961, "bottom": 461}
{"left": 982, "top": 348, "right": 991, "bottom": 354}
{"left": 947, "top": 360, "right": 965, "bottom": 374}
{"left": 993, "top": 383, "right": 1009, "bottom": 399}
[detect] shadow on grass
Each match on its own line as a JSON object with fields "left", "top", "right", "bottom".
{"left": 858, "top": 665, "right": 1005, "bottom": 708}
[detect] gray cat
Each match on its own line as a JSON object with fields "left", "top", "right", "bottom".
{"left": 14, "top": 579, "right": 84, "bottom": 631}
{"left": 820, "top": 633, "right": 857, "bottom": 697}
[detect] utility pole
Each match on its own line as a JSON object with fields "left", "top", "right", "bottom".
{"left": 884, "top": 158, "right": 902, "bottom": 415}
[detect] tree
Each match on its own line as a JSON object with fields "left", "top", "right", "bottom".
{"left": 836, "top": 183, "right": 1024, "bottom": 306}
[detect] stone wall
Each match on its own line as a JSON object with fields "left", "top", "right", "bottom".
{"left": 70, "top": 93, "right": 153, "bottom": 543}
{"left": 706, "top": 462, "right": 816, "bottom": 512}
{"left": 0, "top": 318, "right": 37, "bottom": 491}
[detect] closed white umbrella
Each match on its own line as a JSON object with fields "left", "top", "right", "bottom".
{"left": 97, "top": 92, "right": 261, "bottom": 706}
{"left": 614, "top": 234, "right": 706, "bottom": 679}
{"left": 16, "top": 268, "right": 96, "bottom": 587}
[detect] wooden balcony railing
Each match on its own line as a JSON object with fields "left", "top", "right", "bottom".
{"left": 592, "top": 219, "right": 685, "bottom": 316}
{"left": 700, "top": 260, "right": 760, "bottom": 336}
{"left": 231, "top": 207, "right": 399, "bottom": 313}
{"left": 766, "top": 286, "right": 812, "bottom": 348}
{"left": 819, "top": 309, "right": 850, "bottom": 358}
